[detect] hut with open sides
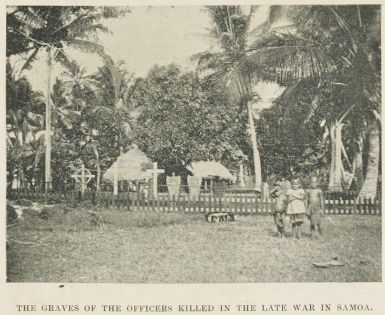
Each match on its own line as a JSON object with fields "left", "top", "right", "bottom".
{"left": 186, "top": 161, "right": 236, "bottom": 195}
{"left": 103, "top": 147, "right": 153, "bottom": 195}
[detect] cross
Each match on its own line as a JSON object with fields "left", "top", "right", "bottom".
{"left": 147, "top": 162, "right": 164, "bottom": 198}
{"left": 71, "top": 163, "right": 95, "bottom": 195}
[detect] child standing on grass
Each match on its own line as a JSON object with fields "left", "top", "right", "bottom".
{"left": 306, "top": 176, "right": 324, "bottom": 238}
{"left": 286, "top": 178, "right": 307, "bottom": 239}
{"left": 270, "top": 183, "right": 287, "bottom": 238}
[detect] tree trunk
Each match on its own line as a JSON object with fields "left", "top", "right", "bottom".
{"left": 113, "top": 162, "right": 118, "bottom": 196}
{"left": 359, "top": 123, "right": 380, "bottom": 199}
{"left": 335, "top": 123, "right": 343, "bottom": 189}
{"left": 238, "top": 160, "right": 246, "bottom": 187}
{"left": 353, "top": 139, "right": 365, "bottom": 192}
{"left": 328, "top": 122, "right": 343, "bottom": 191}
{"left": 45, "top": 48, "right": 52, "bottom": 192}
{"left": 328, "top": 124, "right": 336, "bottom": 190}
{"left": 247, "top": 102, "right": 262, "bottom": 191}
{"left": 92, "top": 143, "right": 101, "bottom": 191}
{"left": 19, "top": 165, "right": 25, "bottom": 191}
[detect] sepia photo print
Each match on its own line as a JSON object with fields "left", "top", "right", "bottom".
{"left": 5, "top": 4, "right": 382, "bottom": 283}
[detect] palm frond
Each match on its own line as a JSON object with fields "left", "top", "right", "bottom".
{"left": 67, "top": 20, "right": 111, "bottom": 39}
{"left": 102, "top": 7, "right": 131, "bottom": 19}
{"left": 51, "top": 10, "right": 99, "bottom": 36}
{"left": 12, "top": 7, "right": 47, "bottom": 29}
{"left": 67, "top": 39, "right": 105, "bottom": 56}
{"left": 19, "top": 47, "right": 40, "bottom": 74}
{"left": 242, "top": 31, "right": 334, "bottom": 85}
{"left": 54, "top": 49, "right": 74, "bottom": 70}
{"left": 191, "top": 51, "right": 224, "bottom": 73}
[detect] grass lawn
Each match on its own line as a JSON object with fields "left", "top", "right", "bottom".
{"left": 6, "top": 203, "right": 382, "bottom": 283}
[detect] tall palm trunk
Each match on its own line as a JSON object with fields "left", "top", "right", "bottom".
{"left": 329, "top": 105, "right": 356, "bottom": 191}
{"left": 328, "top": 121, "right": 343, "bottom": 191}
{"left": 247, "top": 102, "right": 262, "bottom": 191}
{"left": 329, "top": 122, "right": 342, "bottom": 191}
{"left": 359, "top": 122, "right": 380, "bottom": 199}
{"left": 45, "top": 48, "right": 52, "bottom": 192}
{"left": 352, "top": 137, "right": 365, "bottom": 191}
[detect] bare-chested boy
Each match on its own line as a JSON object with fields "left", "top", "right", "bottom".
{"left": 307, "top": 176, "right": 324, "bottom": 238}
{"left": 270, "top": 183, "right": 287, "bottom": 238}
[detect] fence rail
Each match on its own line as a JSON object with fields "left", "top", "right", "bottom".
{"left": 8, "top": 190, "right": 382, "bottom": 215}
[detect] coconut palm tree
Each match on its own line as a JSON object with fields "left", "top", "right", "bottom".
{"left": 59, "top": 62, "right": 103, "bottom": 189}
{"left": 225, "top": 5, "right": 380, "bottom": 197}
{"left": 7, "top": 6, "right": 130, "bottom": 191}
{"left": 91, "top": 56, "right": 134, "bottom": 188}
{"left": 196, "top": 5, "right": 265, "bottom": 191}
{"left": 61, "top": 55, "right": 134, "bottom": 190}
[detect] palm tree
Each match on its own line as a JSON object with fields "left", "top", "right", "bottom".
{"left": 196, "top": 5, "right": 265, "bottom": 191}
{"left": 7, "top": 6, "right": 130, "bottom": 192}
{"left": 61, "top": 61, "right": 100, "bottom": 111}
{"left": 6, "top": 62, "right": 45, "bottom": 190}
{"left": 60, "top": 55, "right": 133, "bottom": 191}
{"left": 226, "top": 5, "right": 380, "bottom": 197}
{"left": 91, "top": 56, "right": 134, "bottom": 190}
{"left": 60, "top": 62, "right": 103, "bottom": 189}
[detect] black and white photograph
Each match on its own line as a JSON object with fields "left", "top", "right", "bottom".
{"left": 5, "top": 4, "right": 382, "bottom": 283}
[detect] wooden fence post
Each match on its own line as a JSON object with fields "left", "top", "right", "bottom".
{"left": 369, "top": 198, "right": 373, "bottom": 214}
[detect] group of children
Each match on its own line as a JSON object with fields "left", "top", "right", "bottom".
{"left": 271, "top": 176, "right": 324, "bottom": 239}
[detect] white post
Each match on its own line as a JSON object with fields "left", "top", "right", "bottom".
{"left": 153, "top": 162, "right": 158, "bottom": 198}
{"left": 80, "top": 164, "right": 86, "bottom": 195}
{"left": 147, "top": 162, "right": 164, "bottom": 199}
{"left": 239, "top": 160, "right": 246, "bottom": 187}
{"left": 113, "top": 162, "right": 118, "bottom": 196}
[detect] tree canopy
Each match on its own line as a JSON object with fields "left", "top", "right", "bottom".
{"left": 131, "top": 64, "right": 249, "bottom": 176}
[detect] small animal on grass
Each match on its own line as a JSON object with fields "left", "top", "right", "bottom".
{"left": 206, "top": 212, "right": 236, "bottom": 223}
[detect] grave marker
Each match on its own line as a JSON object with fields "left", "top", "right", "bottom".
{"left": 146, "top": 162, "right": 164, "bottom": 198}
{"left": 71, "top": 163, "right": 95, "bottom": 195}
{"left": 166, "top": 173, "right": 181, "bottom": 197}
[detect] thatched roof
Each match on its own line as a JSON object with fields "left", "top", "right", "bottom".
{"left": 104, "top": 148, "right": 152, "bottom": 181}
{"left": 186, "top": 161, "right": 235, "bottom": 181}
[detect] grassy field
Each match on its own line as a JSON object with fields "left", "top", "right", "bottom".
{"left": 6, "top": 202, "right": 382, "bottom": 283}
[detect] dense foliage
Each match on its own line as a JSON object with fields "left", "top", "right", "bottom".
{"left": 6, "top": 5, "right": 381, "bottom": 196}
{"left": 131, "top": 64, "right": 249, "bottom": 176}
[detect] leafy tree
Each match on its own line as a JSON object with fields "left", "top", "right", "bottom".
{"left": 130, "top": 64, "right": 248, "bottom": 178}
{"left": 6, "top": 62, "right": 45, "bottom": 191}
{"left": 256, "top": 78, "right": 328, "bottom": 180}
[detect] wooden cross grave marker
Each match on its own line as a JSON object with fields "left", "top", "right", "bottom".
{"left": 71, "top": 163, "right": 95, "bottom": 195}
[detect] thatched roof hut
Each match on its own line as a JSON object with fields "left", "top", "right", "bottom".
{"left": 186, "top": 161, "right": 235, "bottom": 181}
{"left": 104, "top": 148, "right": 152, "bottom": 182}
